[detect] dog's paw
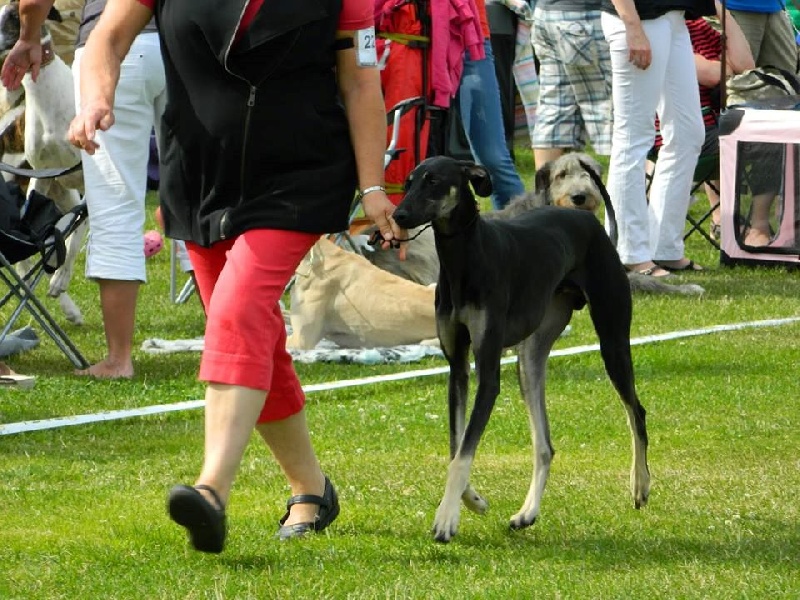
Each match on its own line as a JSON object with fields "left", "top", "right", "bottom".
{"left": 432, "top": 501, "right": 461, "bottom": 543}
{"left": 632, "top": 481, "right": 650, "bottom": 510}
{"left": 508, "top": 510, "right": 538, "bottom": 530}
{"left": 58, "top": 293, "right": 83, "bottom": 325}
{"left": 461, "top": 485, "right": 488, "bottom": 514}
{"left": 631, "top": 465, "right": 651, "bottom": 509}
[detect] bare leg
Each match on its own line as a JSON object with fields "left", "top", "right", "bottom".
{"left": 192, "top": 384, "right": 324, "bottom": 527}
{"left": 194, "top": 383, "right": 266, "bottom": 506}
{"left": 75, "top": 279, "right": 139, "bottom": 379}
{"left": 256, "top": 410, "right": 325, "bottom": 527}
{"left": 744, "top": 194, "right": 774, "bottom": 246}
{"left": 705, "top": 181, "right": 720, "bottom": 234}
{"left": 533, "top": 148, "right": 564, "bottom": 171}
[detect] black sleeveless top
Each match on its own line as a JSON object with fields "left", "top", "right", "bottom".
{"left": 154, "top": 0, "right": 357, "bottom": 246}
{"left": 600, "top": 0, "right": 695, "bottom": 20}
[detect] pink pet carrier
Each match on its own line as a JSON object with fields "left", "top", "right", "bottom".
{"left": 718, "top": 99, "right": 800, "bottom": 267}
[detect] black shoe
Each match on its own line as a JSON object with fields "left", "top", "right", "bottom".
{"left": 277, "top": 476, "right": 340, "bottom": 540}
{"left": 167, "top": 484, "right": 226, "bottom": 554}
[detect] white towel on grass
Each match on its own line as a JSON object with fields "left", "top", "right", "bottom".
{"left": 141, "top": 336, "right": 443, "bottom": 365}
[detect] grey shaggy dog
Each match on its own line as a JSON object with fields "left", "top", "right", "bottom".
{"left": 492, "top": 153, "right": 705, "bottom": 296}
{"left": 499, "top": 153, "right": 607, "bottom": 216}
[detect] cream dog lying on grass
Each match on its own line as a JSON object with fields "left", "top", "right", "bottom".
{"left": 286, "top": 238, "right": 438, "bottom": 350}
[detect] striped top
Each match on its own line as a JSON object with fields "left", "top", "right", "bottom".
{"left": 687, "top": 17, "right": 722, "bottom": 126}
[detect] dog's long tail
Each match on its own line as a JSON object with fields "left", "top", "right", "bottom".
{"left": 581, "top": 159, "right": 618, "bottom": 247}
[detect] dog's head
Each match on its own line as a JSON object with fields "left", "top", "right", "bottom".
{"left": 534, "top": 153, "right": 604, "bottom": 213}
{"left": 393, "top": 156, "right": 491, "bottom": 230}
{"left": 0, "top": 2, "right": 62, "bottom": 60}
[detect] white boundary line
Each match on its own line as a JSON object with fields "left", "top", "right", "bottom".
{"left": 1, "top": 317, "right": 797, "bottom": 437}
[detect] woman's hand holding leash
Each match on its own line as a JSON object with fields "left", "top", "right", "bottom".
{"left": 361, "top": 189, "right": 408, "bottom": 260}
{"left": 68, "top": 102, "right": 115, "bottom": 155}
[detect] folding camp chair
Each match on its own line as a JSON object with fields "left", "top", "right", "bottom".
{"left": 683, "top": 151, "right": 721, "bottom": 250}
{"left": 0, "top": 162, "right": 89, "bottom": 369}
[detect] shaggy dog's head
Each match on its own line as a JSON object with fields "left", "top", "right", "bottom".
{"left": 534, "top": 153, "right": 604, "bottom": 212}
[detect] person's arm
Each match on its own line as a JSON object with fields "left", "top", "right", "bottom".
{"left": 335, "top": 29, "right": 407, "bottom": 256}
{"left": 67, "top": 0, "right": 152, "bottom": 154}
{"left": 715, "top": 3, "right": 755, "bottom": 75}
{"left": 695, "top": 54, "right": 722, "bottom": 87}
{"left": 0, "top": 0, "right": 56, "bottom": 89}
{"left": 695, "top": 9, "right": 755, "bottom": 88}
{"left": 608, "top": 0, "right": 652, "bottom": 69}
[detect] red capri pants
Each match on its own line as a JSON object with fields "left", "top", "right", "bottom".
{"left": 186, "top": 229, "right": 319, "bottom": 423}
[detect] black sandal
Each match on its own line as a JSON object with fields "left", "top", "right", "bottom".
{"left": 167, "top": 484, "right": 226, "bottom": 554}
{"left": 277, "top": 476, "right": 340, "bottom": 540}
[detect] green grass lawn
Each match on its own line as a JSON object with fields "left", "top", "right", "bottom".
{"left": 1, "top": 151, "right": 799, "bottom": 599}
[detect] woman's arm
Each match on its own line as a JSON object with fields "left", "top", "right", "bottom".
{"left": 608, "top": 0, "right": 652, "bottom": 69}
{"left": 696, "top": 7, "right": 755, "bottom": 87}
{"left": 695, "top": 54, "right": 722, "bottom": 87}
{"left": 67, "top": 0, "right": 152, "bottom": 154}
{"left": 336, "top": 30, "right": 407, "bottom": 255}
{"left": 715, "top": 3, "right": 755, "bottom": 75}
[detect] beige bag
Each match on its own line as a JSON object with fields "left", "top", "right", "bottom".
{"left": 726, "top": 66, "right": 800, "bottom": 107}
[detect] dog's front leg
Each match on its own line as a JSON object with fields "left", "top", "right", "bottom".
{"left": 433, "top": 329, "right": 503, "bottom": 543}
{"left": 433, "top": 319, "right": 474, "bottom": 542}
{"left": 509, "top": 301, "right": 571, "bottom": 529}
{"left": 49, "top": 215, "right": 88, "bottom": 325}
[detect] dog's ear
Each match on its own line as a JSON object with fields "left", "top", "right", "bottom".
{"left": 534, "top": 162, "right": 553, "bottom": 194}
{"left": 458, "top": 162, "right": 492, "bottom": 197}
{"left": 46, "top": 7, "right": 63, "bottom": 23}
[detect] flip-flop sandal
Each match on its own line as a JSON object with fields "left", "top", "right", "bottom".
{"left": 167, "top": 484, "right": 226, "bottom": 554}
{"left": 277, "top": 476, "right": 340, "bottom": 540}
{"left": 628, "top": 265, "right": 673, "bottom": 278}
{"left": 656, "top": 260, "right": 704, "bottom": 272}
{"left": 0, "top": 374, "right": 36, "bottom": 389}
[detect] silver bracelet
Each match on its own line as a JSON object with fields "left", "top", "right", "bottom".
{"left": 358, "top": 185, "right": 386, "bottom": 200}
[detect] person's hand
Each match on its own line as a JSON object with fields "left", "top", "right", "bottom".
{"left": 0, "top": 40, "right": 43, "bottom": 90}
{"left": 361, "top": 190, "right": 408, "bottom": 260}
{"left": 625, "top": 22, "right": 651, "bottom": 70}
{"left": 67, "top": 101, "right": 115, "bottom": 155}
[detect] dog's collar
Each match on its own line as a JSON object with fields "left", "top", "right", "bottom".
{"left": 40, "top": 40, "right": 55, "bottom": 68}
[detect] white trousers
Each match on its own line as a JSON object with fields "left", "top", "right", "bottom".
{"left": 74, "top": 32, "right": 166, "bottom": 282}
{"left": 601, "top": 11, "right": 704, "bottom": 264}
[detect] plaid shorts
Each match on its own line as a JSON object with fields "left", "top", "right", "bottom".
{"left": 531, "top": 8, "right": 612, "bottom": 155}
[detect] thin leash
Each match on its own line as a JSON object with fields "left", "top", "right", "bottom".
{"left": 367, "top": 212, "right": 480, "bottom": 248}
{"left": 367, "top": 223, "right": 432, "bottom": 248}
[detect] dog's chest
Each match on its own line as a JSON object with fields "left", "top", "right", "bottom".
{"left": 23, "top": 62, "right": 76, "bottom": 149}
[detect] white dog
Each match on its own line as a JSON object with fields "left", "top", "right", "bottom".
{"left": 0, "top": 3, "right": 86, "bottom": 324}
{"left": 287, "top": 238, "right": 437, "bottom": 350}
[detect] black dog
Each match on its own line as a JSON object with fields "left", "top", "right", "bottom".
{"left": 392, "top": 156, "right": 650, "bottom": 543}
